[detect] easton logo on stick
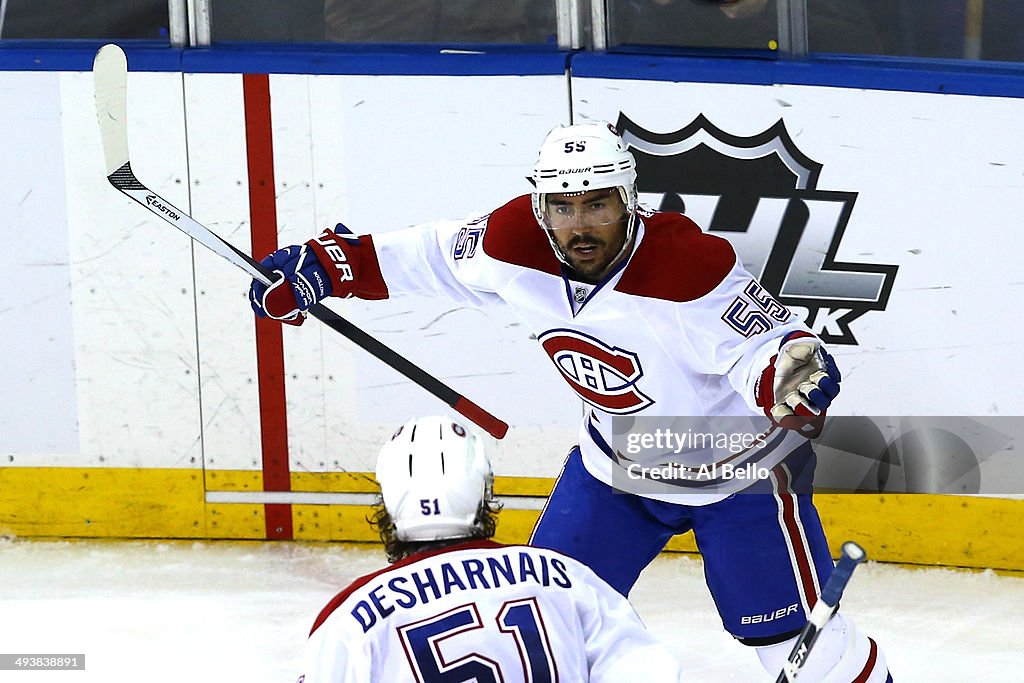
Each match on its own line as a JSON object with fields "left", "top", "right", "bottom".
{"left": 145, "top": 194, "right": 181, "bottom": 221}
{"left": 91, "top": 42, "right": 508, "bottom": 440}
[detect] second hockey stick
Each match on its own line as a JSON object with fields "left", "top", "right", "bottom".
{"left": 92, "top": 43, "right": 508, "bottom": 440}
{"left": 775, "top": 541, "right": 868, "bottom": 682}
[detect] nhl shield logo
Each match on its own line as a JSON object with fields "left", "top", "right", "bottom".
{"left": 615, "top": 113, "right": 898, "bottom": 345}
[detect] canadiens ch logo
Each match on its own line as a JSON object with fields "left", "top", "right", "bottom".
{"left": 539, "top": 329, "right": 653, "bottom": 414}
{"left": 615, "top": 113, "right": 899, "bottom": 345}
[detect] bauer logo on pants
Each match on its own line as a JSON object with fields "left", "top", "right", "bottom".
{"left": 539, "top": 329, "right": 654, "bottom": 414}
{"left": 615, "top": 113, "right": 898, "bottom": 346}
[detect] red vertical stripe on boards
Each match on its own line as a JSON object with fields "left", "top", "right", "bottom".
{"left": 243, "top": 73, "right": 293, "bottom": 540}
{"left": 265, "top": 504, "right": 294, "bottom": 541}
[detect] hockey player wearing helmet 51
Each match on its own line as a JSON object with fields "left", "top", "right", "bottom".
{"left": 296, "top": 416, "right": 688, "bottom": 683}
{"left": 254, "top": 120, "right": 892, "bottom": 682}
{"left": 372, "top": 415, "right": 500, "bottom": 561}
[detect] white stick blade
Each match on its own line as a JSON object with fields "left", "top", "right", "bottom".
{"left": 93, "top": 43, "right": 130, "bottom": 177}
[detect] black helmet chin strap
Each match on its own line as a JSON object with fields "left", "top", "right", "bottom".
{"left": 544, "top": 229, "right": 571, "bottom": 266}
{"left": 603, "top": 210, "right": 639, "bottom": 273}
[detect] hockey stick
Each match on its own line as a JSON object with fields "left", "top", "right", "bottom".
{"left": 775, "top": 541, "right": 867, "bottom": 682}
{"left": 91, "top": 43, "right": 508, "bottom": 440}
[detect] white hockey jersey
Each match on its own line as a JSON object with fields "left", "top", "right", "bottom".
{"left": 355, "top": 195, "right": 815, "bottom": 504}
{"left": 298, "top": 540, "right": 685, "bottom": 682}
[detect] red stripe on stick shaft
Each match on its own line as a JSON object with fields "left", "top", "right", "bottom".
{"left": 453, "top": 397, "right": 509, "bottom": 440}
{"left": 243, "top": 73, "right": 293, "bottom": 538}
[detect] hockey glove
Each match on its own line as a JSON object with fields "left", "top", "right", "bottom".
{"left": 249, "top": 243, "right": 331, "bottom": 325}
{"left": 756, "top": 333, "right": 841, "bottom": 438}
{"left": 249, "top": 223, "right": 387, "bottom": 324}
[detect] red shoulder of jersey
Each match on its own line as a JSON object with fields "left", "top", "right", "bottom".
{"left": 616, "top": 212, "right": 737, "bottom": 302}
{"left": 480, "top": 195, "right": 561, "bottom": 276}
{"left": 308, "top": 539, "right": 505, "bottom": 636}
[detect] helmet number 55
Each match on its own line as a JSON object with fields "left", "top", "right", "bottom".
{"left": 564, "top": 141, "right": 586, "bottom": 153}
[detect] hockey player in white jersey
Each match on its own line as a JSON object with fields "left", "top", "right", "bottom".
{"left": 298, "top": 415, "right": 687, "bottom": 682}
{"left": 255, "top": 122, "right": 893, "bottom": 681}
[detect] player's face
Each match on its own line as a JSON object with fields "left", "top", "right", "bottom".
{"left": 545, "top": 188, "right": 629, "bottom": 281}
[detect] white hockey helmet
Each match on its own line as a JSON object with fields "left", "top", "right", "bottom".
{"left": 531, "top": 122, "right": 639, "bottom": 263}
{"left": 375, "top": 415, "right": 493, "bottom": 542}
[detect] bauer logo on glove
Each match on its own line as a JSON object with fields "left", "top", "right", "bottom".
{"left": 755, "top": 332, "right": 842, "bottom": 438}
{"left": 248, "top": 223, "right": 389, "bottom": 326}
{"left": 248, "top": 243, "right": 332, "bottom": 326}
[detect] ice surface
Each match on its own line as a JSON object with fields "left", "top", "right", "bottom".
{"left": 0, "top": 538, "right": 1021, "bottom": 682}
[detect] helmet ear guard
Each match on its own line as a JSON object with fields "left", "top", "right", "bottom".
{"left": 374, "top": 415, "right": 493, "bottom": 543}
